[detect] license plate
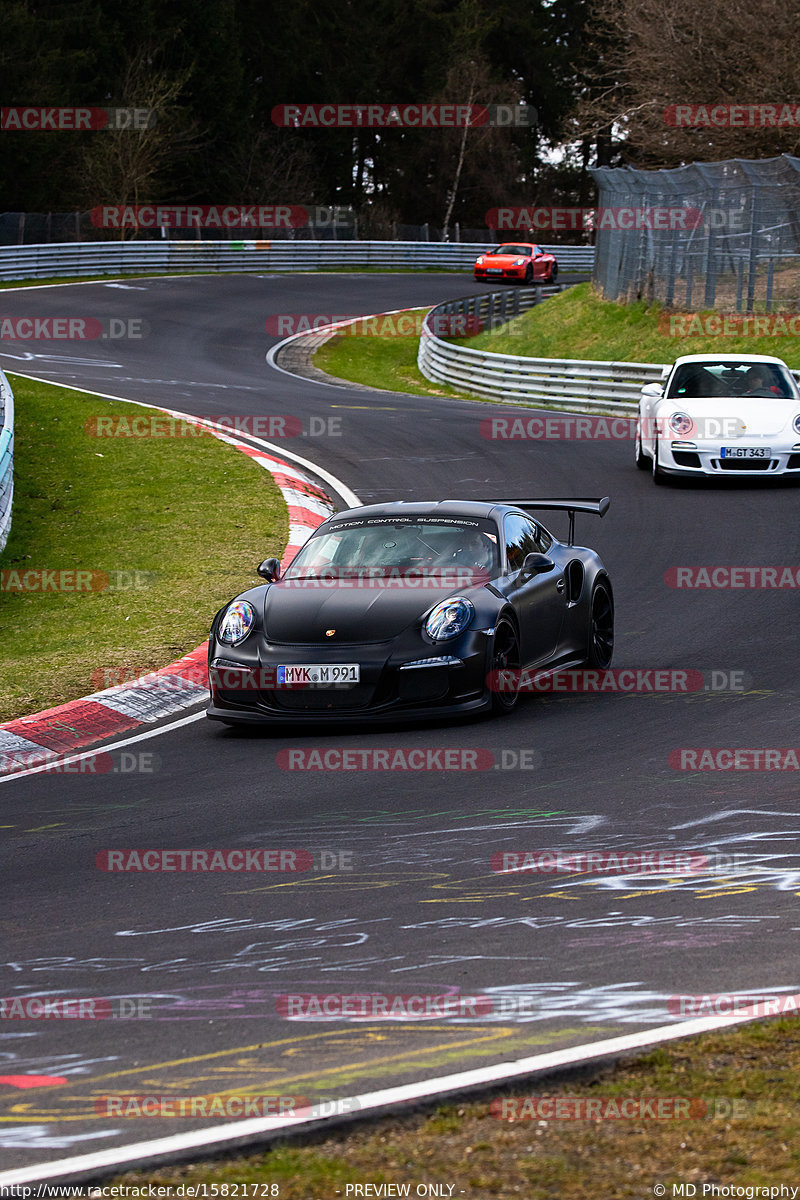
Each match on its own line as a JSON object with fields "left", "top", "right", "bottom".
{"left": 277, "top": 664, "right": 360, "bottom": 687}
{"left": 486, "top": 267, "right": 503, "bottom": 273}
{"left": 720, "top": 446, "right": 771, "bottom": 458}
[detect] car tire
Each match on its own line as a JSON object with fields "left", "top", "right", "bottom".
{"left": 652, "top": 439, "right": 666, "bottom": 485}
{"left": 547, "top": 262, "right": 558, "bottom": 283}
{"left": 524, "top": 264, "right": 533, "bottom": 284}
{"left": 490, "top": 617, "right": 521, "bottom": 714}
{"left": 583, "top": 580, "right": 614, "bottom": 668}
{"left": 635, "top": 422, "right": 648, "bottom": 469}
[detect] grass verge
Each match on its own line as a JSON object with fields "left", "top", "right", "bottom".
{"left": 313, "top": 309, "right": 482, "bottom": 400}
{"left": 108, "top": 1016, "right": 799, "bottom": 1198}
{"left": 0, "top": 375, "right": 286, "bottom": 721}
{"left": 461, "top": 282, "right": 800, "bottom": 367}
{"left": 313, "top": 285, "right": 800, "bottom": 400}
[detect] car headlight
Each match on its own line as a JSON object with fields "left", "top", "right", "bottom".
{"left": 513, "top": 258, "right": 526, "bottom": 266}
{"left": 476, "top": 256, "right": 484, "bottom": 265}
{"left": 425, "top": 597, "right": 474, "bottom": 641}
{"left": 218, "top": 599, "right": 255, "bottom": 645}
{"left": 793, "top": 414, "right": 800, "bottom": 435}
{"left": 669, "top": 411, "right": 694, "bottom": 436}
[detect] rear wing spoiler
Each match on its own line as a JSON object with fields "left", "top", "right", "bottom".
{"left": 494, "top": 496, "right": 611, "bottom": 546}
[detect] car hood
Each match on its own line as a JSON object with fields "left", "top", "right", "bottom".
{"left": 261, "top": 580, "right": 478, "bottom": 644}
{"left": 479, "top": 254, "right": 529, "bottom": 265}
{"left": 659, "top": 396, "right": 799, "bottom": 438}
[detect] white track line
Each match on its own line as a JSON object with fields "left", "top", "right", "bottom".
{"left": 0, "top": 1000, "right": 797, "bottom": 1186}
{"left": 264, "top": 306, "right": 424, "bottom": 392}
{"left": 0, "top": 711, "right": 206, "bottom": 784}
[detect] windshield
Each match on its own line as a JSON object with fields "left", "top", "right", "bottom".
{"left": 283, "top": 518, "right": 500, "bottom": 581}
{"left": 489, "top": 244, "right": 537, "bottom": 257}
{"left": 667, "top": 360, "right": 799, "bottom": 399}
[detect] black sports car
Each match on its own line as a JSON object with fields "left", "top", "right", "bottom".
{"left": 206, "top": 498, "right": 613, "bottom": 725}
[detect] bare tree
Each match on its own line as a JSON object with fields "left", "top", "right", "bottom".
{"left": 436, "top": 53, "right": 529, "bottom": 239}
{"left": 78, "top": 52, "right": 197, "bottom": 234}
{"left": 572, "top": 0, "right": 800, "bottom": 166}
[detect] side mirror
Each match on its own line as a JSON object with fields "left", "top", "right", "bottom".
{"left": 257, "top": 558, "right": 281, "bottom": 582}
{"left": 641, "top": 382, "right": 664, "bottom": 399}
{"left": 521, "top": 552, "right": 555, "bottom": 575}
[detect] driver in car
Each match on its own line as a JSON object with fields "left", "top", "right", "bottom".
{"left": 743, "top": 366, "right": 776, "bottom": 396}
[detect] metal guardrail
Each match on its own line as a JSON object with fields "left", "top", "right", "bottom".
{"left": 0, "top": 240, "right": 595, "bottom": 282}
{"left": 0, "top": 369, "right": 14, "bottom": 554}
{"left": 417, "top": 287, "right": 665, "bottom": 412}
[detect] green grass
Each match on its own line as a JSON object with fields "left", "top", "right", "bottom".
{"left": 108, "top": 1016, "right": 800, "bottom": 1198}
{"left": 0, "top": 376, "right": 287, "bottom": 720}
{"left": 314, "top": 285, "right": 800, "bottom": 401}
{"left": 314, "top": 308, "right": 483, "bottom": 399}
{"left": 461, "top": 282, "right": 800, "bottom": 367}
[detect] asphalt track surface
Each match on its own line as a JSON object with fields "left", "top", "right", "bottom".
{"left": 0, "top": 271, "right": 799, "bottom": 1177}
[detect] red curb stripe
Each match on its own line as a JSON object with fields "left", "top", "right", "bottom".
{"left": 6, "top": 700, "right": 143, "bottom": 751}
{"left": 0, "top": 1075, "right": 68, "bottom": 1088}
{"left": 157, "top": 642, "right": 208, "bottom": 678}
{"left": 287, "top": 505, "right": 327, "bottom": 528}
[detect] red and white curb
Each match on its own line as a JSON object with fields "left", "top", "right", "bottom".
{"left": 0, "top": 409, "right": 337, "bottom": 777}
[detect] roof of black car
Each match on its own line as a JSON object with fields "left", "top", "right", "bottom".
{"left": 326, "top": 500, "right": 505, "bottom": 522}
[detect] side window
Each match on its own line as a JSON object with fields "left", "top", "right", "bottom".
{"left": 504, "top": 514, "right": 547, "bottom": 572}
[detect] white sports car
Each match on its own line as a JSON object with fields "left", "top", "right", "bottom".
{"left": 636, "top": 353, "right": 800, "bottom": 482}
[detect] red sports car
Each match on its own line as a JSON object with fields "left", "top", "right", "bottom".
{"left": 474, "top": 242, "right": 558, "bottom": 285}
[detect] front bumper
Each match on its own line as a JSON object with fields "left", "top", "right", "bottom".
{"left": 206, "top": 632, "right": 493, "bottom": 725}
{"left": 474, "top": 267, "right": 527, "bottom": 282}
{"left": 657, "top": 441, "right": 800, "bottom": 477}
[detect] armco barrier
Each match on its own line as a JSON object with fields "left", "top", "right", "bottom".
{"left": 0, "top": 369, "right": 13, "bottom": 553}
{"left": 0, "top": 239, "right": 594, "bottom": 282}
{"left": 417, "top": 289, "right": 664, "bottom": 412}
